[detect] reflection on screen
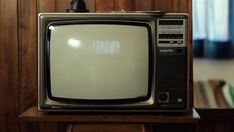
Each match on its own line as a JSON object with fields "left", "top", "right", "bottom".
{"left": 92, "top": 40, "right": 120, "bottom": 55}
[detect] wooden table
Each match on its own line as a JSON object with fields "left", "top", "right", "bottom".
{"left": 20, "top": 106, "right": 200, "bottom": 132}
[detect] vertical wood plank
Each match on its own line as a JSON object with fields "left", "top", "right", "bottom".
{"left": 187, "top": 0, "right": 193, "bottom": 115}
{"left": 154, "top": 0, "right": 172, "bottom": 12}
{"left": 18, "top": 0, "right": 39, "bottom": 132}
{"left": 19, "top": 0, "right": 37, "bottom": 116}
{"left": 0, "top": 0, "right": 19, "bottom": 131}
{"left": 96, "top": 0, "right": 115, "bottom": 12}
{"left": 186, "top": 0, "right": 192, "bottom": 114}
{"left": 38, "top": 0, "right": 56, "bottom": 12}
{"left": 56, "top": 0, "right": 70, "bottom": 12}
{"left": 115, "top": 0, "right": 135, "bottom": 11}
{"left": 179, "top": 0, "right": 188, "bottom": 12}
{"left": 172, "top": 0, "right": 180, "bottom": 12}
{"left": 188, "top": 0, "right": 192, "bottom": 44}
{"left": 134, "top": 0, "right": 154, "bottom": 11}
{"left": 85, "top": 0, "right": 96, "bottom": 12}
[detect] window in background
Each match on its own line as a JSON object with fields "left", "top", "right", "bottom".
{"left": 193, "top": 0, "right": 234, "bottom": 59}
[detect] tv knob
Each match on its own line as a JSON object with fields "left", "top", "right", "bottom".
{"left": 159, "top": 92, "right": 169, "bottom": 102}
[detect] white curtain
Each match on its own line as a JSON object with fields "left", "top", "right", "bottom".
{"left": 193, "top": 0, "right": 229, "bottom": 41}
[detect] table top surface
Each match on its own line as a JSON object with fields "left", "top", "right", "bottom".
{"left": 19, "top": 106, "right": 200, "bottom": 123}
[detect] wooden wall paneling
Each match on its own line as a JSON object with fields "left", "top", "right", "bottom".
{"left": 172, "top": 0, "right": 180, "bottom": 12}
{"left": 95, "top": 0, "right": 115, "bottom": 12}
{"left": 134, "top": 0, "right": 154, "bottom": 11}
{"left": 18, "top": 0, "right": 39, "bottom": 132}
{"left": 187, "top": 0, "right": 193, "bottom": 114}
{"left": 154, "top": 0, "right": 172, "bottom": 12}
{"left": 179, "top": 0, "right": 188, "bottom": 12}
{"left": 56, "top": 0, "right": 70, "bottom": 12}
{"left": 115, "top": 0, "right": 135, "bottom": 11}
{"left": 85, "top": 0, "right": 96, "bottom": 12}
{"left": 188, "top": 0, "right": 192, "bottom": 45}
{"left": 0, "top": 0, "right": 19, "bottom": 131}
{"left": 38, "top": 0, "right": 56, "bottom": 13}
{"left": 19, "top": 0, "right": 37, "bottom": 116}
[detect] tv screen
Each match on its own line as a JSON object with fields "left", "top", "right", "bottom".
{"left": 49, "top": 23, "right": 150, "bottom": 101}
{"left": 38, "top": 13, "right": 189, "bottom": 112}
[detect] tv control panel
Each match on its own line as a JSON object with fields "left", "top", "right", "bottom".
{"left": 157, "top": 19, "right": 187, "bottom": 47}
{"left": 156, "top": 17, "right": 188, "bottom": 110}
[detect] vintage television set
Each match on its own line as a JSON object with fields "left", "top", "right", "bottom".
{"left": 38, "top": 12, "right": 189, "bottom": 112}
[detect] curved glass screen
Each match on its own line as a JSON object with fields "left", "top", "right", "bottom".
{"left": 48, "top": 23, "right": 149, "bottom": 101}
